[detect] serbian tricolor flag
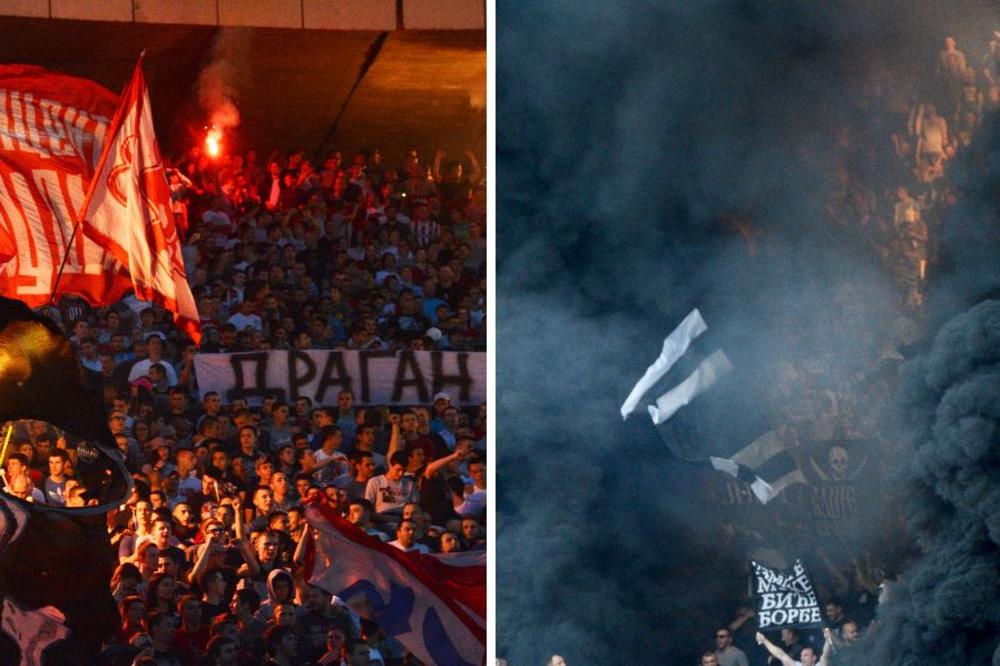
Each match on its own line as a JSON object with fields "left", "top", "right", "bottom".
{"left": 79, "top": 56, "right": 201, "bottom": 343}
{"left": 304, "top": 501, "right": 486, "bottom": 666}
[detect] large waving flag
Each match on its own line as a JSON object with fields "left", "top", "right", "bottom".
{"left": 79, "top": 57, "right": 200, "bottom": 343}
{"left": 620, "top": 308, "right": 708, "bottom": 420}
{"left": 621, "top": 309, "right": 731, "bottom": 424}
{"left": 622, "top": 310, "right": 803, "bottom": 504}
{"left": 304, "top": 501, "right": 485, "bottom": 666}
{"left": 0, "top": 65, "right": 133, "bottom": 304}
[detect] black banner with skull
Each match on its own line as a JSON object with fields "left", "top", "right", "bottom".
{"left": 804, "top": 439, "right": 876, "bottom": 544}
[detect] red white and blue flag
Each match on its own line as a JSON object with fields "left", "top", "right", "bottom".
{"left": 304, "top": 501, "right": 486, "bottom": 665}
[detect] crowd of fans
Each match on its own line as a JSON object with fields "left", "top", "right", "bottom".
{"left": 10, "top": 22, "right": 997, "bottom": 666}
{"left": 684, "top": 30, "right": 1000, "bottom": 666}
{"left": 508, "top": 30, "right": 1000, "bottom": 666}
{"left": 823, "top": 32, "right": 1000, "bottom": 311}
{"left": 3, "top": 141, "right": 487, "bottom": 665}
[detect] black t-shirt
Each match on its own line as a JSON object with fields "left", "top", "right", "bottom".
{"left": 439, "top": 178, "right": 472, "bottom": 213}
{"left": 58, "top": 295, "right": 93, "bottom": 327}
{"left": 200, "top": 599, "right": 229, "bottom": 625}
{"left": 298, "top": 610, "right": 333, "bottom": 660}
{"left": 419, "top": 471, "right": 463, "bottom": 527}
{"left": 389, "top": 311, "right": 430, "bottom": 342}
{"left": 148, "top": 647, "right": 184, "bottom": 666}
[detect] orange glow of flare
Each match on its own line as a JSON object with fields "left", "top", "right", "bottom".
{"left": 204, "top": 127, "right": 222, "bottom": 159}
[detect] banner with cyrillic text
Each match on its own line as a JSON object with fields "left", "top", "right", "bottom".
{"left": 750, "top": 559, "right": 824, "bottom": 630}
{"left": 194, "top": 350, "right": 486, "bottom": 406}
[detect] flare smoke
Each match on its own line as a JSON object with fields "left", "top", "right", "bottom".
{"left": 498, "top": 1, "right": 1000, "bottom": 664}
{"left": 197, "top": 28, "right": 249, "bottom": 131}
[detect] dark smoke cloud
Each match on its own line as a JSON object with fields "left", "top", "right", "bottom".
{"left": 497, "top": 0, "right": 1000, "bottom": 664}
{"left": 841, "top": 115, "right": 1000, "bottom": 664}
{"left": 849, "top": 300, "right": 1000, "bottom": 665}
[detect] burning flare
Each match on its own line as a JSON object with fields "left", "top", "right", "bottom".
{"left": 204, "top": 125, "right": 222, "bottom": 158}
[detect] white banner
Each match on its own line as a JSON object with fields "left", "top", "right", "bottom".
{"left": 194, "top": 350, "right": 486, "bottom": 406}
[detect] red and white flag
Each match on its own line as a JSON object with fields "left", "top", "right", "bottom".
{"left": 304, "top": 501, "right": 486, "bottom": 666}
{"left": 0, "top": 65, "right": 133, "bottom": 304}
{"left": 79, "top": 58, "right": 200, "bottom": 343}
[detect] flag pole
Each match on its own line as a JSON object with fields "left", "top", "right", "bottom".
{"left": 46, "top": 224, "right": 82, "bottom": 312}
{"left": 47, "top": 51, "right": 147, "bottom": 313}
{"left": 0, "top": 423, "right": 14, "bottom": 467}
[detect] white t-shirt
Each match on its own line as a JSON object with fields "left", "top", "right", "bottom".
{"left": 314, "top": 449, "right": 349, "bottom": 486}
{"left": 716, "top": 645, "right": 749, "bottom": 666}
{"left": 128, "top": 358, "right": 179, "bottom": 386}
{"left": 364, "top": 475, "right": 417, "bottom": 515}
{"left": 388, "top": 540, "right": 430, "bottom": 554}
{"left": 454, "top": 486, "right": 487, "bottom": 518}
{"left": 227, "top": 312, "right": 263, "bottom": 332}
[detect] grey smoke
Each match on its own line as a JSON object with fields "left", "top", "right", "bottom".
{"left": 498, "top": 0, "right": 1000, "bottom": 664}
{"left": 197, "top": 28, "right": 250, "bottom": 131}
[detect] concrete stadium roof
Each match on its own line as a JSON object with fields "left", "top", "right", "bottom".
{"left": 0, "top": 14, "right": 486, "bottom": 163}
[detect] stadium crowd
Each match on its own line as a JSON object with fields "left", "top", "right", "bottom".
{"left": 687, "top": 30, "right": 1000, "bottom": 666}
{"left": 4, "top": 142, "right": 487, "bottom": 665}
{"left": 513, "top": 29, "right": 1000, "bottom": 666}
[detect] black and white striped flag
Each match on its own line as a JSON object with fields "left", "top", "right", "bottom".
{"left": 621, "top": 309, "right": 803, "bottom": 504}
{"left": 620, "top": 309, "right": 732, "bottom": 424}
{"left": 708, "top": 429, "right": 805, "bottom": 504}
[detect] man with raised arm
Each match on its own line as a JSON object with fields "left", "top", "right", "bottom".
{"left": 756, "top": 632, "right": 827, "bottom": 666}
